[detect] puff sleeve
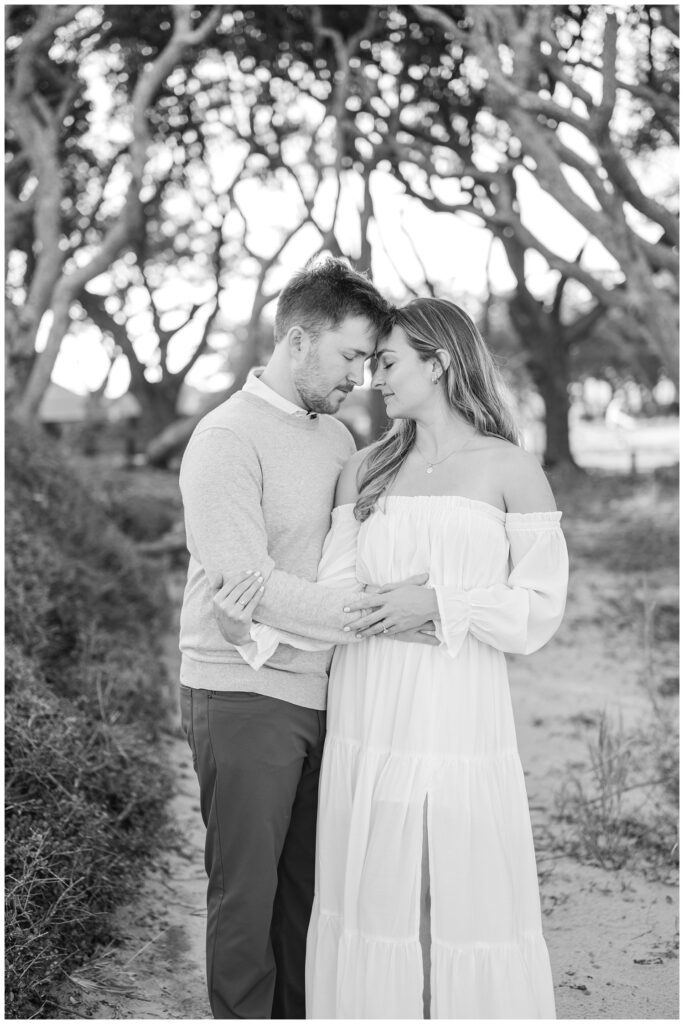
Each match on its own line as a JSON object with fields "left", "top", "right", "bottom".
{"left": 434, "top": 511, "right": 568, "bottom": 658}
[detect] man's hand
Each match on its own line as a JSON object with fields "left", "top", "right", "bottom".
{"left": 212, "top": 570, "right": 264, "bottom": 645}
{"left": 344, "top": 573, "right": 439, "bottom": 637}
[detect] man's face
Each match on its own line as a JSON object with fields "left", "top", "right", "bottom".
{"left": 293, "top": 315, "right": 376, "bottom": 414}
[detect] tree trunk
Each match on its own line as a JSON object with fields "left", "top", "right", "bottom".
{"left": 145, "top": 344, "right": 258, "bottom": 467}
{"left": 358, "top": 168, "right": 374, "bottom": 277}
{"left": 131, "top": 380, "right": 184, "bottom": 448}
{"left": 12, "top": 284, "right": 73, "bottom": 424}
{"left": 509, "top": 294, "right": 577, "bottom": 469}
{"left": 145, "top": 390, "right": 227, "bottom": 468}
{"left": 7, "top": 5, "right": 223, "bottom": 422}
{"left": 628, "top": 249, "right": 679, "bottom": 380}
{"left": 534, "top": 357, "right": 574, "bottom": 468}
{"left": 5, "top": 328, "right": 36, "bottom": 407}
{"left": 5, "top": 248, "right": 65, "bottom": 405}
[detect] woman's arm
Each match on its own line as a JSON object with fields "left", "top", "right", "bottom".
{"left": 434, "top": 452, "right": 568, "bottom": 658}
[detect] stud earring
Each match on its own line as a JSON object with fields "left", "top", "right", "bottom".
{"left": 432, "top": 372, "right": 441, "bottom": 384}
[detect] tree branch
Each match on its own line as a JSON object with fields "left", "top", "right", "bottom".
{"left": 13, "top": 5, "right": 225, "bottom": 421}
{"left": 565, "top": 301, "right": 607, "bottom": 346}
{"left": 410, "top": 5, "right": 470, "bottom": 46}
{"left": 593, "top": 12, "right": 618, "bottom": 136}
{"left": 12, "top": 6, "right": 82, "bottom": 101}
{"left": 399, "top": 215, "right": 437, "bottom": 297}
{"left": 79, "top": 291, "right": 148, "bottom": 391}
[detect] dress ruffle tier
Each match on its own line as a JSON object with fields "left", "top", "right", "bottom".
{"left": 241, "top": 495, "right": 568, "bottom": 1018}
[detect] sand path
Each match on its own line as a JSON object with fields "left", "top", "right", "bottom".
{"left": 61, "top": 537, "right": 678, "bottom": 1019}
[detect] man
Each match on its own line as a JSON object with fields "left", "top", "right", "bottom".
{"left": 179, "top": 256, "right": 398, "bottom": 1019}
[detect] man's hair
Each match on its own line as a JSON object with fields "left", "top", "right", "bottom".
{"left": 274, "top": 255, "right": 393, "bottom": 344}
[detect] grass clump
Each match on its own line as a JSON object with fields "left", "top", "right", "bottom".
{"left": 552, "top": 708, "right": 678, "bottom": 882}
{"left": 547, "top": 467, "right": 678, "bottom": 884}
{"left": 5, "top": 423, "right": 174, "bottom": 1018}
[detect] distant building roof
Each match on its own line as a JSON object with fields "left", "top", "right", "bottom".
{"left": 107, "top": 392, "right": 142, "bottom": 421}
{"left": 39, "top": 383, "right": 88, "bottom": 423}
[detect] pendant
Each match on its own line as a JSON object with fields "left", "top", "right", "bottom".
{"left": 426, "top": 466, "right": 434, "bottom": 474}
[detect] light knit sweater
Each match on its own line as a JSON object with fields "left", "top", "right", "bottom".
{"left": 178, "top": 390, "right": 358, "bottom": 709}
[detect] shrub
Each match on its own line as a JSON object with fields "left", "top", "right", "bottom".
{"left": 6, "top": 424, "right": 168, "bottom": 721}
{"left": 5, "top": 423, "right": 173, "bottom": 1017}
{"left": 550, "top": 708, "right": 678, "bottom": 883}
{"left": 106, "top": 486, "right": 180, "bottom": 542}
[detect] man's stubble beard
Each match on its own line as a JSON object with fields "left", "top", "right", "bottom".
{"left": 293, "top": 351, "right": 348, "bottom": 415}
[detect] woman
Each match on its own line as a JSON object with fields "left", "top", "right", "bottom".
{"left": 220, "top": 298, "right": 568, "bottom": 1018}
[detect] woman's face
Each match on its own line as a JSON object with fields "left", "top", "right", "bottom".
{"left": 371, "top": 325, "right": 436, "bottom": 420}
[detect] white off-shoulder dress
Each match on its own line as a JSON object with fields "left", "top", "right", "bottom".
{"left": 245, "top": 495, "right": 569, "bottom": 1020}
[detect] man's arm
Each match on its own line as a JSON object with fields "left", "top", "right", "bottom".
{"left": 180, "top": 427, "right": 358, "bottom": 643}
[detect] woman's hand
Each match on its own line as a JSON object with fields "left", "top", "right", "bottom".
{"left": 392, "top": 624, "right": 440, "bottom": 646}
{"left": 212, "top": 570, "right": 264, "bottom": 645}
{"left": 344, "top": 573, "right": 439, "bottom": 638}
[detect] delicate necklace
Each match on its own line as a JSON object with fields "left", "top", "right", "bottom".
{"left": 414, "top": 433, "right": 477, "bottom": 474}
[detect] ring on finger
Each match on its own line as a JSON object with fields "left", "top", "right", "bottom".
{"left": 382, "top": 622, "right": 389, "bottom": 633}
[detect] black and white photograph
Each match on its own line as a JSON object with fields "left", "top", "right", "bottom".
{"left": 5, "top": 4, "right": 679, "bottom": 1020}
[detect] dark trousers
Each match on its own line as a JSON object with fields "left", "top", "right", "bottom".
{"left": 180, "top": 686, "right": 325, "bottom": 1020}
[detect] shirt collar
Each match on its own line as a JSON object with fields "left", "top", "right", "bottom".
{"left": 242, "top": 368, "right": 312, "bottom": 417}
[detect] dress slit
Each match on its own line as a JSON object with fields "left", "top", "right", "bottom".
{"left": 420, "top": 795, "right": 431, "bottom": 1019}
{"left": 305, "top": 500, "right": 564, "bottom": 1018}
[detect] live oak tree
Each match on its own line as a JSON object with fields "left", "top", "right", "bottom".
{"left": 371, "top": 5, "right": 678, "bottom": 463}
{"left": 144, "top": 7, "right": 394, "bottom": 464}
{"left": 6, "top": 5, "right": 678, "bottom": 469}
{"left": 5, "top": 4, "right": 389, "bottom": 455}
{"left": 225, "top": 4, "right": 678, "bottom": 465}
{"left": 6, "top": 4, "right": 223, "bottom": 422}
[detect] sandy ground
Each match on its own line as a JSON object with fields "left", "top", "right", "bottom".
{"left": 513, "top": 472, "right": 679, "bottom": 1019}
{"left": 58, "top": 473, "right": 678, "bottom": 1021}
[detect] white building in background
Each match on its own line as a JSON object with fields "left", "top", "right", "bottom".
{"left": 39, "top": 382, "right": 88, "bottom": 427}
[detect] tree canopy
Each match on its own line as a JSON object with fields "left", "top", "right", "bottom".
{"left": 5, "top": 4, "right": 679, "bottom": 464}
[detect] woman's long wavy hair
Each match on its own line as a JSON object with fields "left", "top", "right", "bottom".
{"left": 354, "top": 298, "right": 520, "bottom": 522}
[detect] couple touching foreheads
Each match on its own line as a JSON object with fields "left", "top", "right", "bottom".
{"left": 178, "top": 256, "right": 568, "bottom": 1020}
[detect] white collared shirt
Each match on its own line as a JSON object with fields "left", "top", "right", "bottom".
{"left": 242, "top": 368, "right": 312, "bottom": 417}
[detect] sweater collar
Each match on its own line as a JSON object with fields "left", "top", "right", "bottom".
{"left": 243, "top": 368, "right": 317, "bottom": 419}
